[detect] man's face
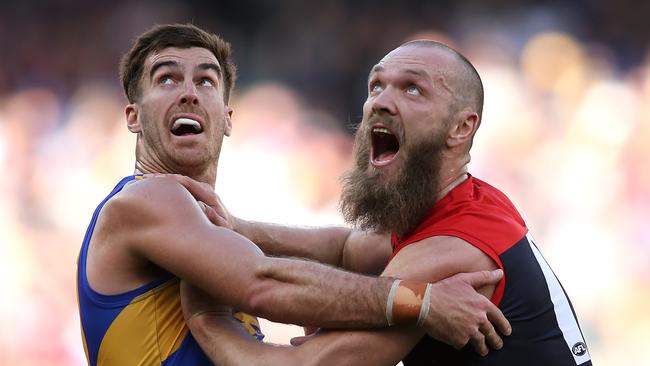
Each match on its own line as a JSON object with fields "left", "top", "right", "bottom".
{"left": 340, "top": 45, "right": 457, "bottom": 237}
{"left": 127, "top": 47, "right": 231, "bottom": 173}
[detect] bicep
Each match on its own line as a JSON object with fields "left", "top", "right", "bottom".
{"left": 342, "top": 231, "right": 392, "bottom": 275}
{"left": 382, "top": 235, "right": 498, "bottom": 297}
{"left": 113, "top": 178, "right": 265, "bottom": 306}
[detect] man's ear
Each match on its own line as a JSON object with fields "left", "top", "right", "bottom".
{"left": 224, "top": 105, "right": 233, "bottom": 137}
{"left": 126, "top": 103, "right": 141, "bottom": 133}
{"left": 447, "top": 110, "right": 479, "bottom": 148}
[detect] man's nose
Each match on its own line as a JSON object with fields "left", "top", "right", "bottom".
{"left": 179, "top": 82, "right": 199, "bottom": 105}
{"left": 371, "top": 87, "right": 397, "bottom": 115}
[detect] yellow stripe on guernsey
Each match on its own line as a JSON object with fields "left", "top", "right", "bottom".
{"left": 97, "top": 279, "right": 187, "bottom": 365}
{"left": 233, "top": 311, "right": 264, "bottom": 340}
{"left": 95, "top": 278, "right": 264, "bottom": 365}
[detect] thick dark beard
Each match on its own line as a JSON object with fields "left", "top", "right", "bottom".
{"left": 339, "top": 128, "right": 445, "bottom": 239}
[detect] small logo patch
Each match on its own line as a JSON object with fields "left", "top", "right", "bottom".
{"left": 572, "top": 342, "right": 587, "bottom": 356}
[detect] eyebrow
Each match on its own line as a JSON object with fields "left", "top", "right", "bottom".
{"left": 196, "top": 62, "right": 222, "bottom": 78}
{"left": 148, "top": 61, "right": 222, "bottom": 80}
{"left": 149, "top": 60, "right": 178, "bottom": 80}
{"left": 368, "top": 65, "right": 383, "bottom": 82}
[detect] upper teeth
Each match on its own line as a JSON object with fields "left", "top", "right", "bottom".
{"left": 373, "top": 127, "right": 391, "bottom": 134}
{"left": 173, "top": 118, "right": 201, "bottom": 131}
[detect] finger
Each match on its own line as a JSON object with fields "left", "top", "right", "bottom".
{"left": 479, "top": 319, "right": 503, "bottom": 350}
{"left": 141, "top": 173, "right": 165, "bottom": 179}
{"left": 468, "top": 330, "right": 488, "bottom": 357}
{"left": 290, "top": 335, "right": 312, "bottom": 346}
{"left": 200, "top": 202, "right": 226, "bottom": 227}
{"left": 211, "top": 195, "right": 230, "bottom": 219}
{"left": 464, "top": 269, "right": 503, "bottom": 289}
{"left": 211, "top": 212, "right": 232, "bottom": 229}
{"left": 205, "top": 210, "right": 222, "bottom": 226}
{"left": 452, "top": 336, "right": 469, "bottom": 350}
{"left": 486, "top": 302, "right": 512, "bottom": 336}
{"left": 169, "top": 174, "right": 217, "bottom": 205}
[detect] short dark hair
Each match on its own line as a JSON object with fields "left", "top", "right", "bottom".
{"left": 120, "top": 23, "right": 237, "bottom": 104}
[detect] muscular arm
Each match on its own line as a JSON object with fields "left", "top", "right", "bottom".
{"left": 188, "top": 311, "right": 422, "bottom": 366}
{"left": 165, "top": 173, "right": 392, "bottom": 274}
{"left": 236, "top": 220, "right": 391, "bottom": 275}
{"left": 185, "top": 235, "right": 503, "bottom": 365}
{"left": 99, "top": 177, "right": 391, "bottom": 327}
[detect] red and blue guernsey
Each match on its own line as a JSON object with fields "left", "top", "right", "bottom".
{"left": 391, "top": 175, "right": 592, "bottom": 366}
{"left": 77, "top": 175, "right": 263, "bottom": 365}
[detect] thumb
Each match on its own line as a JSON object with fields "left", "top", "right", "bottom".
{"left": 466, "top": 269, "right": 503, "bottom": 289}
{"left": 198, "top": 201, "right": 210, "bottom": 215}
{"left": 290, "top": 335, "right": 311, "bottom": 347}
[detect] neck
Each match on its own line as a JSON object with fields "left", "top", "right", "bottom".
{"left": 435, "top": 163, "right": 469, "bottom": 201}
{"left": 133, "top": 138, "right": 218, "bottom": 188}
{"left": 134, "top": 158, "right": 217, "bottom": 189}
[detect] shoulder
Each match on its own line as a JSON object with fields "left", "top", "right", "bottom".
{"left": 115, "top": 176, "right": 194, "bottom": 206}
{"left": 85, "top": 177, "right": 202, "bottom": 292}
{"left": 96, "top": 176, "right": 204, "bottom": 246}
{"left": 404, "top": 177, "right": 527, "bottom": 255}
{"left": 104, "top": 177, "right": 196, "bottom": 221}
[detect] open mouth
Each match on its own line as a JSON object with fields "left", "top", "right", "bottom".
{"left": 171, "top": 117, "right": 203, "bottom": 136}
{"left": 370, "top": 125, "right": 400, "bottom": 166}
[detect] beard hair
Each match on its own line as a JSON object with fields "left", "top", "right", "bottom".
{"left": 339, "top": 125, "right": 445, "bottom": 239}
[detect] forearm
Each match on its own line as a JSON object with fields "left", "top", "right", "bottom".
{"left": 235, "top": 218, "right": 351, "bottom": 267}
{"left": 188, "top": 312, "right": 300, "bottom": 366}
{"left": 188, "top": 310, "right": 422, "bottom": 366}
{"left": 249, "top": 256, "right": 392, "bottom": 328}
{"left": 153, "top": 220, "right": 390, "bottom": 329}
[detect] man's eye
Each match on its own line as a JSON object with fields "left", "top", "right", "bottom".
{"left": 406, "top": 85, "right": 421, "bottom": 96}
{"left": 199, "top": 78, "right": 215, "bottom": 87}
{"left": 159, "top": 76, "right": 174, "bottom": 85}
{"left": 370, "top": 84, "right": 383, "bottom": 93}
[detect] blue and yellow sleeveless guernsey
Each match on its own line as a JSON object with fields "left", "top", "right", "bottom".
{"left": 390, "top": 175, "right": 591, "bottom": 366}
{"left": 77, "top": 175, "right": 264, "bottom": 365}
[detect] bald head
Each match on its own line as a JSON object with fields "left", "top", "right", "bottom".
{"left": 397, "top": 40, "right": 484, "bottom": 121}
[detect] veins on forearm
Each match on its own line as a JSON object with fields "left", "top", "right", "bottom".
{"left": 250, "top": 257, "right": 392, "bottom": 328}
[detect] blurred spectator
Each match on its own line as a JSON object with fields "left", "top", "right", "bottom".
{"left": 1, "top": 1, "right": 648, "bottom": 364}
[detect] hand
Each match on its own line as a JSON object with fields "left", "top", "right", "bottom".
{"left": 145, "top": 174, "right": 236, "bottom": 230}
{"left": 422, "top": 269, "right": 511, "bottom": 356}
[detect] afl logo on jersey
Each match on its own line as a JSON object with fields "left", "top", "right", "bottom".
{"left": 572, "top": 342, "right": 587, "bottom": 356}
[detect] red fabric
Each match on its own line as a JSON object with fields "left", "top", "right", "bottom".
{"left": 389, "top": 175, "right": 528, "bottom": 306}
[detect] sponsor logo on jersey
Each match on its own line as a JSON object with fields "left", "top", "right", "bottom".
{"left": 572, "top": 342, "right": 587, "bottom": 356}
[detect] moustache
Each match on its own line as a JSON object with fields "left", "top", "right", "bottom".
{"left": 168, "top": 106, "right": 207, "bottom": 120}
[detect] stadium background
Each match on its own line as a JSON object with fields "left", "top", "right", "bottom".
{"left": 1, "top": 0, "right": 649, "bottom": 364}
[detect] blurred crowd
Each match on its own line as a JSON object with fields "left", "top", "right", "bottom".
{"left": 1, "top": 1, "right": 649, "bottom": 365}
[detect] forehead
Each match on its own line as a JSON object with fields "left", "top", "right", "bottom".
{"left": 371, "top": 45, "right": 454, "bottom": 78}
{"left": 145, "top": 46, "right": 219, "bottom": 70}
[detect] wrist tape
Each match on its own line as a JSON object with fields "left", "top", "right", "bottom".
{"left": 386, "top": 279, "right": 432, "bottom": 326}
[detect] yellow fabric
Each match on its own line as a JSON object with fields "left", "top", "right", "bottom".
{"left": 233, "top": 311, "right": 263, "bottom": 339}
{"left": 96, "top": 280, "right": 186, "bottom": 366}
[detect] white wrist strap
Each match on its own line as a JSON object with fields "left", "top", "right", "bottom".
{"left": 385, "top": 279, "right": 401, "bottom": 326}
{"left": 417, "top": 283, "right": 432, "bottom": 326}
